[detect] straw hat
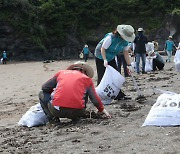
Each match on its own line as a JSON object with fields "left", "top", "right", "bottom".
{"left": 67, "top": 61, "right": 94, "bottom": 78}
{"left": 117, "top": 25, "right": 135, "bottom": 42}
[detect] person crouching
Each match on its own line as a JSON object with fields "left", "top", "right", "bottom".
{"left": 148, "top": 51, "right": 165, "bottom": 71}
{"left": 39, "top": 61, "right": 111, "bottom": 125}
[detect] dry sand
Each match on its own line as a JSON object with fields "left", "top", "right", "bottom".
{"left": 0, "top": 57, "right": 180, "bottom": 154}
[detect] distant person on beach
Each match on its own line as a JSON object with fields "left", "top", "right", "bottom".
{"left": 82, "top": 44, "right": 90, "bottom": 62}
{"left": 148, "top": 50, "right": 165, "bottom": 71}
{"left": 2, "top": 51, "right": 7, "bottom": 64}
{"left": 94, "top": 24, "right": 135, "bottom": 100}
{"left": 39, "top": 61, "right": 111, "bottom": 125}
{"left": 164, "top": 36, "right": 177, "bottom": 62}
{"left": 134, "top": 27, "right": 148, "bottom": 74}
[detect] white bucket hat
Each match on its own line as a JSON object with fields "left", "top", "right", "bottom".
{"left": 84, "top": 44, "right": 88, "bottom": 48}
{"left": 117, "top": 25, "right": 135, "bottom": 42}
{"left": 169, "top": 36, "right": 173, "bottom": 39}
{"left": 67, "top": 61, "right": 94, "bottom": 78}
{"left": 137, "top": 27, "right": 144, "bottom": 32}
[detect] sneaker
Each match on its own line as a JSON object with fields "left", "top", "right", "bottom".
{"left": 142, "top": 71, "right": 147, "bottom": 74}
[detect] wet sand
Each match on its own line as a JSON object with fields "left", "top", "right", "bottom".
{"left": 0, "top": 57, "right": 180, "bottom": 154}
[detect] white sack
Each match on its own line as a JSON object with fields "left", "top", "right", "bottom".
{"left": 174, "top": 50, "right": 180, "bottom": 72}
{"left": 95, "top": 65, "right": 125, "bottom": 105}
{"left": 18, "top": 103, "right": 48, "bottom": 127}
{"left": 143, "top": 93, "right": 180, "bottom": 126}
{"left": 145, "top": 58, "right": 153, "bottom": 72}
{"left": 131, "top": 61, "right": 136, "bottom": 70}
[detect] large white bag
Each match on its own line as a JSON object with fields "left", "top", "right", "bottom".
{"left": 95, "top": 65, "right": 125, "bottom": 105}
{"left": 174, "top": 50, "right": 180, "bottom": 72}
{"left": 145, "top": 58, "right": 153, "bottom": 72}
{"left": 18, "top": 103, "right": 48, "bottom": 127}
{"left": 142, "top": 93, "right": 180, "bottom": 126}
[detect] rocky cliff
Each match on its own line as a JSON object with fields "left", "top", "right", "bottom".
{"left": 0, "top": 14, "right": 179, "bottom": 61}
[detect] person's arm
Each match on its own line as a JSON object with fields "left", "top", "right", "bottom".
{"left": 42, "top": 76, "right": 57, "bottom": 93}
{"left": 173, "top": 41, "right": 177, "bottom": 49}
{"left": 101, "top": 35, "right": 112, "bottom": 66}
{"left": 88, "top": 82, "right": 111, "bottom": 118}
{"left": 123, "top": 49, "right": 131, "bottom": 66}
{"left": 101, "top": 47, "right": 107, "bottom": 61}
{"left": 164, "top": 41, "right": 167, "bottom": 51}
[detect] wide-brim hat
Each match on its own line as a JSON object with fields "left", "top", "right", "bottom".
{"left": 137, "top": 27, "right": 144, "bottom": 32}
{"left": 67, "top": 61, "right": 94, "bottom": 78}
{"left": 117, "top": 25, "right": 135, "bottom": 42}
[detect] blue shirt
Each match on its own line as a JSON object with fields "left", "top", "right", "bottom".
{"left": 3, "top": 52, "right": 7, "bottom": 58}
{"left": 165, "top": 40, "right": 175, "bottom": 52}
{"left": 83, "top": 47, "right": 89, "bottom": 54}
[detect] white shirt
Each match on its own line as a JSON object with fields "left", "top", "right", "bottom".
{"left": 146, "top": 42, "right": 154, "bottom": 53}
{"left": 102, "top": 35, "right": 129, "bottom": 51}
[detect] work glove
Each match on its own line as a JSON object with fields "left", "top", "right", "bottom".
{"left": 103, "top": 59, "right": 108, "bottom": 67}
{"left": 102, "top": 109, "right": 111, "bottom": 118}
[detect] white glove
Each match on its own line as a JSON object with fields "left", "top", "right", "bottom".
{"left": 103, "top": 59, "right": 108, "bottom": 67}
{"left": 102, "top": 109, "right": 111, "bottom": 118}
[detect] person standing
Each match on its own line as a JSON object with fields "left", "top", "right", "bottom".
{"left": 2, "top": 51, "right": 7, "bottom": 64}
{"left": 164, "top": 36, "right": 177, "bottom": 62}
{"left": 134, "top": 28, "right": 148, "bottom": 74}
{"left": 83, "top": 44, "right": 90, "bottom": 62}
{"left": 116, "top": 51, "right": 130, "bottom": 77}
{"left": 94, "top": 24, "right": 135, "bottom": 100}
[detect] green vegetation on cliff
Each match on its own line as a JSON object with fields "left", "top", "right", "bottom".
{"left": 0, "top": 0, "right": 179, "bottom": 49}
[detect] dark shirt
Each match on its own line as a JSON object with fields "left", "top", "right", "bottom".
{"left": 134, "top": 33, "right": 148, "bottom": 54}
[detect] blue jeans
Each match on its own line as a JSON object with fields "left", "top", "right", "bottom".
{"left": 135, "top": 53, "right": 146, "bottom": 73}
{"left": 166, "top": 50, "right": 172, "bottom": 62}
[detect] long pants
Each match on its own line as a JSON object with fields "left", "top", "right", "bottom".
{"left": 95, "top": 57, "right": 126, "bottom": 99}
{"left": 84, "top": 54, "right": 89, "bottom": 62}
{"left": 135, "top": 53, "right": 146, "bottom": 73}
{"left": 153, "top": 59, "right": 164, "bottom": 71}
{"left": 2, "top": 58, "right": 7, "bottom": 64}
{"left": 39, "top": 91, "right": 87, "bottom": 121}
{"left": 166, "top": 50, "right": 172, "bottom": 62}
{"left": 116, "top": 54, "right": 128, "bottom": 77}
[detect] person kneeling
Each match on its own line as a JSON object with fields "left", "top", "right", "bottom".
{"left": 39, "top": 61, "right": 111, "bottom": 125}
{"left": 148, "top": 51, "right": 165, "bottom": 71}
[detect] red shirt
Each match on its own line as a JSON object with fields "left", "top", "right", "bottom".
{"left": 42, "top": 70, "right": 104, "bottom": 112}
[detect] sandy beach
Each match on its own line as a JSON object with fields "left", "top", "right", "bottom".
{"left": 0, "top": 56, "right": 180, "bottom": 154}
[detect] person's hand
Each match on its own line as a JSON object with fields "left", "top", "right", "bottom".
{"left": 127, "top": 65, "right": 133, "bottom": 76}
{"left": 102, "top": 109, "right": 111, "bottom": 118}
{"left": 103, "top": 59, "right": 108, "bottom": 67}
